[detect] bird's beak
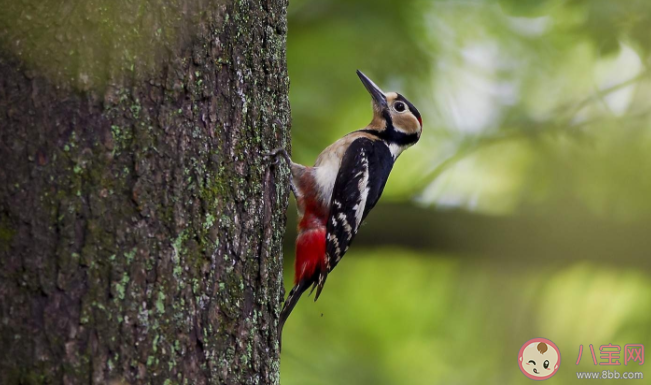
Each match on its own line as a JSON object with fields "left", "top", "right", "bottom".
{"left": 357, "top": 70, "right": 387, "bottom": 109}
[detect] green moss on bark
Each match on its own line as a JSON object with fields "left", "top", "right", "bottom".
{"left": 0, "top": 0, "right": 291, "bottom": 384}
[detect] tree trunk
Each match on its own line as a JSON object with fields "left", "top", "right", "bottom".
{"left": 0, "top": 0, "right": 290, "bottom": 384}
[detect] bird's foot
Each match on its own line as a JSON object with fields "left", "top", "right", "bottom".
{"left": 261, "top": 148, "right": 291, "bottom": 166}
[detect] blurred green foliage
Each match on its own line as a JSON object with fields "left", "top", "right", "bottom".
{"left": 282, "top": 0, "right": 651, "bottom": 383}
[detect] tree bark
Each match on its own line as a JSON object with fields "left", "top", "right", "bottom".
{"left": 0, "top": 0, "right": 291, "bottom": 384}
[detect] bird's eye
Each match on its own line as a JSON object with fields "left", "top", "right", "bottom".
{"left": 543, "top": 360, "right": 549, "bottom": 369}
{"left": 394, "top": 102, "right": 406, "bottom": 112}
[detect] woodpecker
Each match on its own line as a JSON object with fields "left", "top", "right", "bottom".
{"left": 266, "top": 70, "right": 422, "bottom": 345}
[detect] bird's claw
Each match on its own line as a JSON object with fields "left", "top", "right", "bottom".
{"left": 262, "top": 151, "right": 281, "bottom": 165}
{"left": 261, "top": 148, "right": 290, "bottom": 166}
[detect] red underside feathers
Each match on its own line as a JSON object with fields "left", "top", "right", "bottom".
{"left": 294, "top": 197, "right": 327, "bottom": 285}
{"left": 293, "top": 169, "right": 328, "bottom": 285}
{"left": 295, "top": 226, "right": 326, "bottom": 285}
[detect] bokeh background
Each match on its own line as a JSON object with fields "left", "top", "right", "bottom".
{"left": 281, "top": 0, "right": 651, "bottom": 384}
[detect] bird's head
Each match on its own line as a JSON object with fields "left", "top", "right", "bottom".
{"left": 357, "top": 70, "right": 422, "bottom": 147}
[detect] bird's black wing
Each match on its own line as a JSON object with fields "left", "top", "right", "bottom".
{"left": 314, "top": 137, "right": 394, "bottom": 299}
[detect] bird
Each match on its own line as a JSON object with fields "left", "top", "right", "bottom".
{"left": 265, "top": 70, "right": 422, "bottom": 346}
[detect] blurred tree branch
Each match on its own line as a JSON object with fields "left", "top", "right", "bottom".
{"left": 285, "top": 202, "right": 651, "bottom": 268}
{"left": 408, "top": 70, "right": 651, "bottom": 197}
{"left": 556, "top": 69, "right": 650, "bottom": 122}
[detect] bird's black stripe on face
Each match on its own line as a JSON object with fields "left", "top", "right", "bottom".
{"left": 361, "top": 94, "right": 421, "bottom": 146}
{"left": 396, "top": 93, "right": 421, "bottom": 123}
{"left": 360, "top": 127, "right": 419, "bottom": 146}
{"left": 381, "top": 108, "right": 393, "bottom": 127}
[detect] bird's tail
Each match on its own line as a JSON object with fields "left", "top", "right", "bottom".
{"left": 278, "top": 279, "right": 311, "bottom": 351}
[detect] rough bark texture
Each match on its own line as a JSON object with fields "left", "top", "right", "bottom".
{"left": 0, "top": 0, "right": 291, "bottom": 384}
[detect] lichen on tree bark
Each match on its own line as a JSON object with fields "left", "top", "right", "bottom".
{"left": 0, "top": 0, "right": 291, "bottom": 384}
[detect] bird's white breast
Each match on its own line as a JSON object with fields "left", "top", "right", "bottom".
{"left": 312, "top": 132, "right": 380, "bottom": 206}
{"left": 314, "top": 152, "right": 341, "bottom": 205}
